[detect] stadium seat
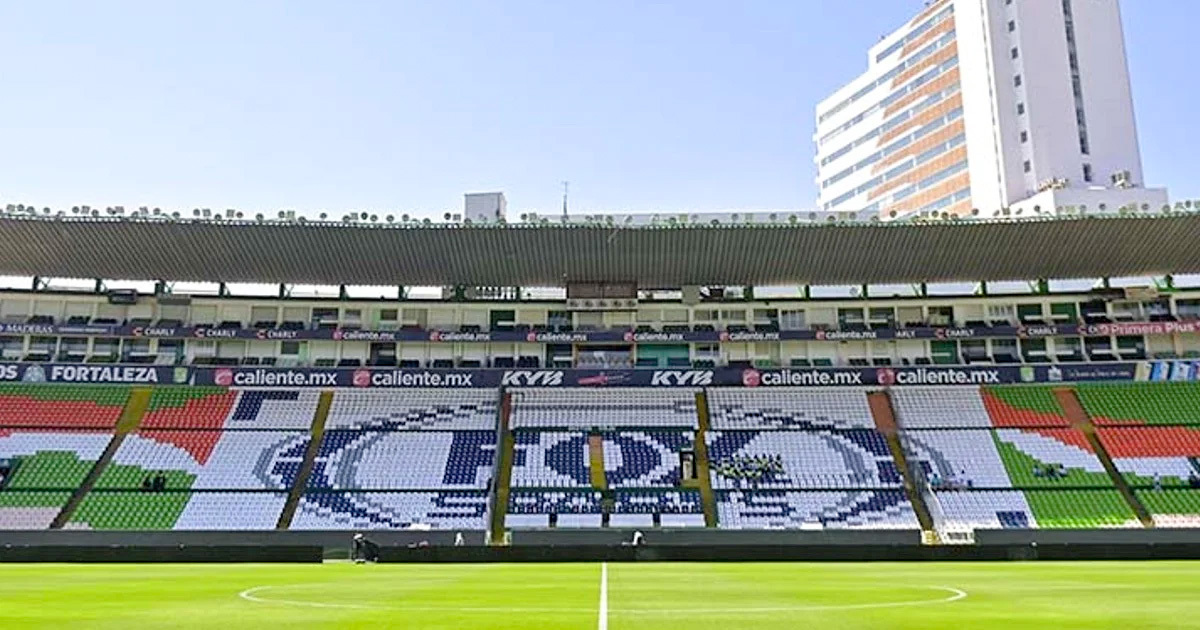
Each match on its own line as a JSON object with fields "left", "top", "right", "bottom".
{"left": 293, "top": 491, "right": 488, "bottom": 530}
{"left": 1076, "top": 383, "right": 1200, "bottom": 426}
{"left": 716, "top": 490, "right": 918, "bottom": 530}
{"left": 707, "top": 429, "right": 901, "bottom": 489}
{"left": 707, "top": 388, "right": 876, "bottom": 430}
{"left": 0, "top": 384, "right": 130, "bottom": 428}
{"left": 509, "top": 388, "right": 699, "bottom": 429}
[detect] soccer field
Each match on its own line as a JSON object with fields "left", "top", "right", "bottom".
{"left": 2, "top": 561, "right": 1200, "bottom": 629}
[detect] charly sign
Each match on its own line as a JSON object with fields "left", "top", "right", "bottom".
{"left": 0, "top": 321, "right": 1146, "bottom": 343}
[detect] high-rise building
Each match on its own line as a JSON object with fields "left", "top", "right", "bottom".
{"left": 814, "top": 0, "right": 1167, "bottom": 221}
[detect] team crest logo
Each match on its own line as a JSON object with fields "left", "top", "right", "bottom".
{"left": 21, "top": 365, "right": 46, "bottom": 382}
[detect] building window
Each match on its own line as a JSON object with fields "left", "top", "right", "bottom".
{"left": 1023, "top": 160, "right": 1032, "bottom": 173}
{"left": 1008, "top": 20, "right": 1016, "bottom": 32}
{"left": 1083, "top": 164, "right": 1093, "bottom": 183}
{"left": 1014, "top": 74, "right": 1022, "bottom": 87}
{"left": 1011, "top": 47, "right": 1019, "bottom": 59}
{"left": 1020, "top": 131, "right": 1028, "bottom": 143}
{"left": 1017, "top": 103, "right": 1025, "bottom": 115}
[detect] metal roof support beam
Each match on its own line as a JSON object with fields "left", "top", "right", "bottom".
{"left": 339, "top": 285, "right": 348, "bottom": 300}
{"left": 860, "top": 284, "right": 869, "bottom": 299}
{"left": 977, "top": 281, "right": 989, "bottom": 296}
{"left": 218, "top": 282, "right": 230, "bottom": 297}
{"left": 93, "top": 278, "right": 104, "bottom": 294}
{"left": 31, "top": 276, "right": 44, "bottom": 292}
{"left": 1162, "top": 275, "right": 1175, "bottom": 290}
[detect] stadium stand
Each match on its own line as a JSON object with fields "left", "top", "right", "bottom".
{"left": 509, "top": 388, "right": 699, "bottom": 429}
{"left": 891, "top": 386, "right": 1070, "bottom": 428}
{"left": 507, "top": 490, "right": 603, "bottom": 528}
{"left": 505, "top": 388, "right": 700, "bottom": 528}
{"left": 292, "top": 491, "right": 488, "bottom": 530}
{"left": 981, "top": 386, "right": 1071, "bottom": 427}
{"left": 931, "top": 490, "right": 1036, "bottom": 529}
{"left": 291, "top": 390, "right": 497, "bottom": 530}
{"left": 306, "top": 430, "right": 494, "bottom": 489}
{"left": 1136, "top": 489, "right": 1200, "bottom": 527}
{"left": 716, "top": 490, "right": 918, "bottom": 529}
{"left": 1076, "top": 383, "right": 1200, "bottom": 426}
{"left": 0, "top": 430, "right": 113, "bottom": 529}
{"left": 707, "top": 388, "right": 875, "bottom": 429}
{"left": 891, "top": 387, "right": 994, "bottom": 428}
{"left": 707, "top": 429, "right": 901, "bottom": 489}
{"left": 1098, "top": 426, "right": 1200, "bottom": 485}
{"left": 323, "top": 389, "right": 497, "bottom": 430}
{"left": 0, "top": 384, "right": 130, "bottom": 428}
{"left": 509, "top": 431, "right": 590, "bottom": 488}
{"left": 59, "top": 388, "right": 320, "bottom": 530}
{"left": 602, "top": 431, "right": 692, "bottom": 488}
{"left": 699, "top": 388, "right": 918, "bottom": 530}
{"left": 610, "top": 489, "right": 704, "bottom": 527}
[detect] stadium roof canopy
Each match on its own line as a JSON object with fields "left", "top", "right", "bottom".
{"left": 1, "top": 214, "right": 1198, "bottom": 287}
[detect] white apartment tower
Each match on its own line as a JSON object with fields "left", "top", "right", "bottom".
{"left": 815, "top": 0, "right": 1165, "bottom": 221}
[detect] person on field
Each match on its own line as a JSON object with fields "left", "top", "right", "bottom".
{"left": 352, "top": 533, "right": 380, "bottom": 563}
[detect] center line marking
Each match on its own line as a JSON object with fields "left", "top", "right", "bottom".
{"left": 598, "top": 562, "right": 609, "bottom": 630}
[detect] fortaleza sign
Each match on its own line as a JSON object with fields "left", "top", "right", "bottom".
{"left": 0, "top": 321, "right": 1176, "bottom": 343}
{"left": 0, "top": 363, "right": 187, "bottom": 384}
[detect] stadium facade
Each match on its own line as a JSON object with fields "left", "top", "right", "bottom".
{"left": 815, "top": 0, "right": 1167, "bottom": 221}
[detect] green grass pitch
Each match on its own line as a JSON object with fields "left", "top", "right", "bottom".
{"left": 3, "top": 561, "right": 1200, "bottom": 629}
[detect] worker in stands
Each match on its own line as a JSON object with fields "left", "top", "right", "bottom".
{"left": 352, "top": 533, "right": 380, "bottom": 563}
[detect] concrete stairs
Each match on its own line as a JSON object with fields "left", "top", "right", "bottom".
{"left": 867, "top": 390, "right": 936, "bottom": 537}
{"left": 693, "top": 391, "right": 718, "bottom": 528}
{"left": 489, "top": 392, "right": 515, "bottom": 544}
{"left": 275, "top": 390, "right": 333, "bottom": 529}
{"left": 1054, "top": 387, "right": 1153, "bottom": 528}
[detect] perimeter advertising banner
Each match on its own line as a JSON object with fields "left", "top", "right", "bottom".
{"left": 183, "top": 363, "right": 1143, "bottom": 388}
{"left": 0, "top": 360, "right": 1190, "bottom": 388}
{"left": 2, "top": 321, "right": 1184, "bottom": 343}
{"left": 0, "top": 363, "right": 187, "bottom": 384}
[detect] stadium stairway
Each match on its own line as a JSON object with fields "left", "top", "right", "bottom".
{"left": 1054, "top": 388, "right": 1153, "bottom": 528}
{"left": 868, "top": 391, "right": 935, "bottom": 537}
{"left": 693, "top": 391, "right": 717, "bottom": 527}
{"left": 489, "top": 392, "right": 515, "bottom": 545}
{"left": 276, "top": 390, "right": 333, "bottom": 529}
{"left": 50, "top": 388, "right": 152, "bottom": 529}
{"left": 588, "top": 434, "right": 607, "bottom": 489}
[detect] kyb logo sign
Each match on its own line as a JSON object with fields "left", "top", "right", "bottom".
{"left": 650, "top": 370, "right": 714, "bottom": 386}
{"left": 501, "top": 370, "right": 565, "bottom": 387}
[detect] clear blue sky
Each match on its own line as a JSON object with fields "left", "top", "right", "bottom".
{"left": 0, "top": 0, "right": 1194, "bottom": 218}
